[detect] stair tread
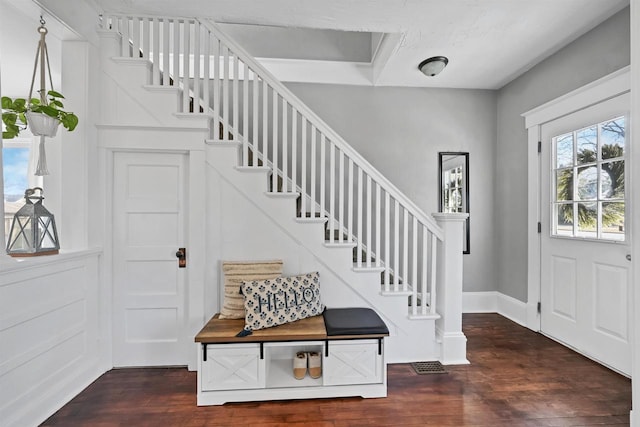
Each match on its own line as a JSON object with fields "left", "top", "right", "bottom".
{"left": 206, "top": 140, "right": 240, "bottom": 147}
{"left": 381, "top": 289, "right": 413, "bottom": 296}
{"left": 142, "top": 84, "right": 181, "bottom": 92}
{"left": 324, "top": 242, "right": 357, "bottom": 248}
{"left": 265, "top": 192, "right": 300, "bottom": 198}
{"left": 295, "top": 217, "right": 328, "bottom": 224}
{"left": 353, "top": 266, "right": 385, "bottom": 273}
{"left": 235, "top": 166, "right": 271, "bottom": 173}
{"left": 111, "top": 56, "right": 150, "bottom": 64}
{"left": 408, "top": 312, "right": 440, "bottom": 320}
{"left": 174, "top": 112, "right": 216, "bottom": 119}
{"left": 206, "top": 139, "right": 240, "bottom": 144}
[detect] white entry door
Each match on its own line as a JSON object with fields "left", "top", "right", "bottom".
{"left": 113, "top": 151, "right": 188, "bottom": 367}
{"left": 540, "top": 93, "right": 631, "bottom": 375}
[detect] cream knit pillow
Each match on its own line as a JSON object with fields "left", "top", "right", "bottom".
{"left": 219, "top": 260, "right": 283, "bottom": 319}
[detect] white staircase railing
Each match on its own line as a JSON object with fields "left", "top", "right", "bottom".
{"left": 101, "top": 14, "right": 445, "bottom": 318}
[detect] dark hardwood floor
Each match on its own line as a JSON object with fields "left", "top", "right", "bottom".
{"left": 42, "top": 314, "right": 632, "bottom": 426}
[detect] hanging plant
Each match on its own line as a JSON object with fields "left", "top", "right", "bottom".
{"left": 2, "top": 90, "right": 79, "bottom": 139}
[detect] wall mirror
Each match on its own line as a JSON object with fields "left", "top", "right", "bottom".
{"left": 438, "top": 152, "right": 470, "bottom": 254}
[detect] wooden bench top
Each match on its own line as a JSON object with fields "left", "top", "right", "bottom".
{"left": 195, "top": 313, "right": 388, "bottom": 344}
{"left": 195, "top": 314, "right": 327, "bottom": 343}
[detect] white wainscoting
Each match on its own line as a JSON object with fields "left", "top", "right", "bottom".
{"left": 0, "top": 250, "right": 106, "bottom": 427}
{"left": 463, "top": 291, "right": 528, "bottom": 327}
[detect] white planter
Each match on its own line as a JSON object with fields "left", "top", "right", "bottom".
{"left": 26, "top": 111, "right": 60, "bottom": 137}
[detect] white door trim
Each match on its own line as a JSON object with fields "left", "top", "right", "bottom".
{"left": 522, "top": 67, "right": 631, "bottom": 332}
{"left": 631, "top": 1, "right": 639, "bottom": 424}
{"left": 103, "top": 145, "right": 206, "bottom": 371}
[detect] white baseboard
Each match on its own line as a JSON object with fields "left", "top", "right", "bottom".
{"left": 5, "top": 361, "right": 105, "bottom": 427}
{"left": 463, "top": 291, "right": 527, "bottom": 327}
{"left": 462, "top": 291, "right": 498, "bottom": 313}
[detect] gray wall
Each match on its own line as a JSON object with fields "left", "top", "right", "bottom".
{"left": 284, "top": 6, "right": 630, "bottom": 298}
{"left": 286, "top": 83, "right": 497, "bottom": 293}
{"left": 495, "top": 7, "right": 630, "bottom": 301}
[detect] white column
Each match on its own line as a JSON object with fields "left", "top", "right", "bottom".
{"left": 60, "top": 40, "right": 92, "bottom": 250}
{"left": 433, "top": 212, "right": 469, "bottom": 365}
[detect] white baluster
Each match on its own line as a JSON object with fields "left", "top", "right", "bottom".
{"left": 162, "top": 19, "right": 170, "bottom": 86}
{"left": 300, "top": 119, "right": 307, "bottom": 217}
{"left": 120, "top": 17, "right": 129, "bottom": 57}
{"left": 242, "top": 62, "right": 249, "bottom": 166}
{"left": 213, "top": 34, "right": 220, "bottom": 135}
{"left": 132, "top": 17, "right": 141, "bottom": 58}
{"left": 192, "top": 21, "right": 200, "bottom": 112}
{"left": 403, "top": 208, "right": 409, "bottom": 292}
{"left": 233, "top": 52, "right": 239, "bottom": 133}
{"left": 421, "top": 226, "right": 428, "bottom": 316}
{"left": 291, "top": 107, "right": 298, "bottom": 191}
{"left": 366, "top": 175, "right": 372, "bottom": 267}
{"left": 357, "top": 168, "right": 363, "bottom": 268}
{"left": 142, "top": 18, "right": 150, "bottom": 59}
{"left": 262, "top": 80, "right": 268, "bottom": 158}
{"left": 272, "top": 91, "right": 279, "bottom": 192}
{"left": 181, "top": 21, "right": 190, "bottom": 113}
{"left": 430, "top": 231, "right": 437, "bottom": 314}
{"left": 384, "top": 192, "right": 390, "bottom": 291}
{"left": 222, "top": 44, "right": 229, "bottom": 139}
{"left": 203, "top": 30, "right": 211, "bottom": 111}
{"left": 310, "top": 126, "right": 316, "bottom": 218}
{"left": 172, "top": 19, "right": 180, "bottom": 87}
{"left": 393, "top": 199, "right": 399, "bottom": 291}
{"left": 375, "top": 182, "right": 381, "bottom": 268}
{"left": 152, "top": 18, "right": 160, "bottom": 85}
{"left": 348, "top": 158, "right": 353, "bottom": 244}
{"left": 338, "top": 149, "right": 344, "bottom": 243}
{"left": 320, "top": 134, "right": 326, "bottom": 218}
{"left": 329, "top": 141, "right": 335, "bottom": 242}
{"left": 282, "top": 98, "right": 288, "bottom": 192}
{"left": 252, "top": 72, "right": 259, "bottom": 164}
{"left": 412, "top": 215, "right": 418, "bottom": 316}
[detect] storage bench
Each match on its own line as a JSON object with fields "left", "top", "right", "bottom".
{"left": 194, "top": 308, "right": 389, "bottom": 405}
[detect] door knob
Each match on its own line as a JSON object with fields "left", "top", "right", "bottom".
{"left": 626, "top": 254, "right": 631, "bottom": 261}
{"left": 176, "top": 248, "right": 186, "bottom": 268}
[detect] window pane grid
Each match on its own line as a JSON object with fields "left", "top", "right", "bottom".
{"left": 551, "top": 115, "right": 625, "bottom": 241}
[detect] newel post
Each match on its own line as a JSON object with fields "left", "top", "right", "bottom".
{"left": 433, "top": 212, "right": 469, "bottom": 365}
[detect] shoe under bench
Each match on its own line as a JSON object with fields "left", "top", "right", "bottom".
{"left": 194, "top": 309, "right": 389, "bottom": 405}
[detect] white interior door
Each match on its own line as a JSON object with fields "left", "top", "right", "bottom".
{"left": 540, "top": 93, "right": 631, "bottom": 375}
{"left": 113, "top": 151, "right": 188, "bottom": 367}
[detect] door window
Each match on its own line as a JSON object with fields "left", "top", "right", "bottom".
{"left": 552, "top": 116, "right": 625, "bottom": 241}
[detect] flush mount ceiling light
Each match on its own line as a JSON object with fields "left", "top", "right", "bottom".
{"left": 418, "top": 56, "right": 449, "bottom": 77}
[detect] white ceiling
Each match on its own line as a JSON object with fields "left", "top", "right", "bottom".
{"left": 44, "top": 0, "right": 636, "bottom": 89}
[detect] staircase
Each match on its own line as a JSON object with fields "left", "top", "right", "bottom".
{"left": 98, "top": 14, "right": 467, "bottom": 364}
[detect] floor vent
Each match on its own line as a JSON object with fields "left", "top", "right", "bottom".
{"left": 411, "top": 361, "right": 447, "bottom": 375}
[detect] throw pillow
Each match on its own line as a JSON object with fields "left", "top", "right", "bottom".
{"left": 238, "top": 271, "right": 324, "bottom": 336}
{"left": 219, "top": 260, "right": 283, "bottom": 319}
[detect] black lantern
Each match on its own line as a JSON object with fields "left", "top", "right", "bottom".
{"left": 6, "top": 187, "right": 60, "bottom": 256}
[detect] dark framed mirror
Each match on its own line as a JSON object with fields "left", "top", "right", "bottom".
{"left": 438, "top": 152, "right": 470, "bottom": 254}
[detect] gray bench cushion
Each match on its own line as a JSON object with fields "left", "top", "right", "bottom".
{"left": 323, "top": 307, "right": 389, "bottom": 336}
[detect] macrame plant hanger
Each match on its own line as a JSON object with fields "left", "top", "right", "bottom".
{"left": 28, "top": 16, "right": 56, "bottom": 176}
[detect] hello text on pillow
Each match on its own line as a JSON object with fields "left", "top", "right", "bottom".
{"left": 237, "top": 271, "right": 324, "bottom": 336}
